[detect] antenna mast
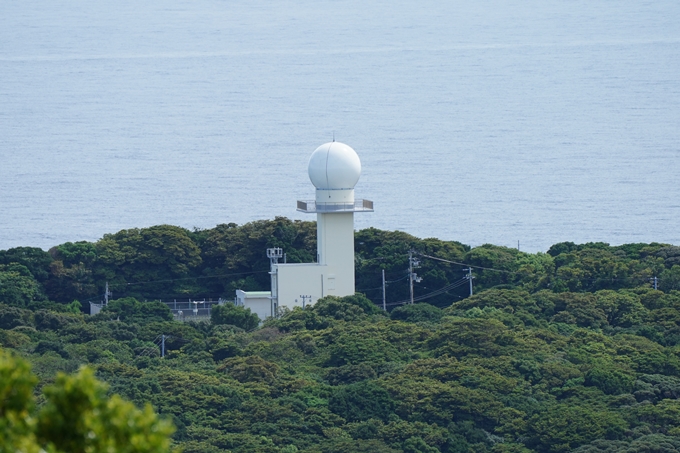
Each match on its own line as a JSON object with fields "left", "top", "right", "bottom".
{"left": 267, "top": 248, "right": 284, "bottom": 317}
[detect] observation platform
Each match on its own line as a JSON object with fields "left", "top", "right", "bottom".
{"left": 296, "top": 199, "right": 374, "bottom": 213}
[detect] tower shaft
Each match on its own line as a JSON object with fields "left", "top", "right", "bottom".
{"left": 317, "top": 211, "right": 355, "bottom": 296}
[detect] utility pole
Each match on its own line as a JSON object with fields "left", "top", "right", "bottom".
{"left": 161, "top": 335, "right": 165, "bottom": 358}
{"left": 464, "top": 267, "right": 475, "bottom": 297}
{"left": 104, "top": 282, "right": 112, "bottom": 306}
{"left": 382, "top": 269, "right": 386, "bottom": 311}
{"left": 408, "top": 251, "right": 422, "bottom": 305}
{"left": 409, "top": 251, "right": 414, "bottom": 305}
{"left": 299, "top": 295, "right": 311, "bottom": 308}
{"left": 651, "top": 276, "right": 658, "bottom": 290}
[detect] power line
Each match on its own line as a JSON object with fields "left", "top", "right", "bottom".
{"left": 410, "top": 278, "right": 469, "bottom": 302}
{"left": 386, "top": 274, "right": 409, "bottom": 284}
{"left": 416, "top": 252, "right": 515, "bottom": 274}
{"left": 356, "top": 286, "right": 384, "bottom": 293}
{"left": 357, "top": 267, "right": 413, "bottom": 279}
{"left": 391, "top": 277, "right": 469, "bottom": 306}
{"left": 123, "top": 270, "right": 270, "bottom": 286}
{"left": 373, "top": 290, "right": 466, "bottom": 308}
{"left": 355, "top": 253, "right": 409, "bottom": 263}
{"left": 416, "top": 252, "right": 655, "bottom": 284}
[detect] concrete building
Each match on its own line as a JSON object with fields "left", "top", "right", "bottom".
{"left": 235, "top": 290, "right": 273, "bottom": 321}
{"left": 235, "top": 141, "right": 373, "bottom": 319}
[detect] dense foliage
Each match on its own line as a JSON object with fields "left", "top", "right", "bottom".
{"left": 2, "top": 219, "right": 680, "bottom": 452}
{"left": 0, "top": 350, "right": 175, "bottom": 453}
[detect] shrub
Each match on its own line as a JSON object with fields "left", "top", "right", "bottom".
{"left": 0, "top": 305, "right": 33, "bottom": 329}
{"left": 390, "top": 303, "right": 443, "bottom": 323}
{"left": 34, "top": 310, "right": 81, "bottom": 331}
{"left": 329, "top": 380, "right": 395, "bottom": 422}
{"left": 584, "top": 367, "right": 634, "bottom": 395}
{"left": 211, "top": 304, "right": 259, "bottom": 331}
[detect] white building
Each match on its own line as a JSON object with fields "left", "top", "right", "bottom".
{"left": 235, "top": 141, "right": 373, "bottom": 320}
{"left": 234, "top": 290, "right": 273, "bottom": 321}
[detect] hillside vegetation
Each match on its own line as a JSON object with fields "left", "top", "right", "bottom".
{"left": 2, "top": 218, "right": 680, "bottom": 452}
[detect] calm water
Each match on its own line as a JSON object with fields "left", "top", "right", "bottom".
{"left": 1, "top": 0, "right": 679, "bottom": 253}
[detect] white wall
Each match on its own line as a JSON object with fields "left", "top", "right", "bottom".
{"left": 317, "top": 211, "right": 355, "bottom": 296}
{"left": 235, "top": 290, "right": 273, "bottom": 321}
{"left": 274, "top": 263, "right": 325, "bottom": 309}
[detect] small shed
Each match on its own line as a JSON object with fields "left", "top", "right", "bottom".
{"left": 235, "top": 290, "right": 272, "bottom": 321}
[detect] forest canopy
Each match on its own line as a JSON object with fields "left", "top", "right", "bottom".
{"left": 2, "top": 218, "right": 680, "bottom": 452}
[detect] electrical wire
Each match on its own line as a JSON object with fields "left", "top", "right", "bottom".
{"left": 356, "top": 286, "right": 384, "bottom": 293}
{"left": 125, "top": 270, "right": 270, "bottom": 286}
{"left": 416, "top": 252, "right": 515, "bottom": 274}
{"left": 415, "top": 252, "right": 654, "bottom": 283}
{"left": 386, "top": 274, "right": 409, "bottom": 284}
{"left": 389, "top": 277, "right": 470, "bottom": 306}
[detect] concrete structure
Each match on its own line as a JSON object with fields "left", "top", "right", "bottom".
{"left": 235, "top": 290, "right": 273, "bottom": 321}
{"left": 237, "top": 141, "right": 373, "bottom": 320}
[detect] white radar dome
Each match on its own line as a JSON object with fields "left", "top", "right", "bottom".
{"left": 308, "top": 142, "right": 362, "bottom": 190}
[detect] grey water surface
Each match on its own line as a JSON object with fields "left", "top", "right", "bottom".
{"left": 1, "top": 0, "right": 679, "bottom": 252}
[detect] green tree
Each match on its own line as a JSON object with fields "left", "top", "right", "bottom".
{"left": 354, "top": 228, "right": 469, "bottom": 308}
{"left": 66, "top": 299, "right": 83, "bottom": 314}
{"left": 0, "top": 263, "right": 45, "bottom": 306}
{"left": 526, "top": 404, "right": 626, "bottom": 452}
{"left": 463, "top": 245, "right": 521, "bottom": 289}
{"left": 571, "top": 434, "right": 680, "bottom": 452}
{"left": 584, "top": 367, "right": 634, "bottom": 395}
{"left": 34, "top": 309, "right": 82, "bottom": 331}
{"left": 211, "top": 303, "right": 260, "bottom": 331}
{"left": 313, "top": 294, "right": 384, "bottom": 321}
{"left": 328, "top": 380, "right": 395, "bottom": 422}
{"left": 551, "top": 246, "right": 632, "bottom": 292}
{"left": 201, "top": 218, "right": 316, "bottom": 296}
{"left": 655, "top": 246, "right": 680, "bottom": 268}
{"left": 1, "top": 349, "right": 175, "bottom": 453}
{"left": 0, "top": 304, "right": 33, "bottom": 329}
{"left": 632, "top": 398, "right": 680, "bottom": 435}
{"left": 326, "top": 329, "right": 400, "bottom": 366}
{"left": 95, "top": 225, "right": 203, "bottom": 299}
{"left": 218, "top": 355, "right": 279, "bottom": 383}
{"left": 593, "top": 290, "right": 647, "bottom": 327}
{"left": 549, "top": 292, "right": 607, "bottom": 328}
{"left": 428, "top": 317, "right": 515, "bottom": 358}
{"left": 0, "top": 349, "right": 39, "bottom": 453}
{"left": 391, "top": 303, "right": 443, "bottom": 323}
{"left": 660, "top": 265, "right": 680, "bottom": 292}
{"left": 0, "top": 246, "right": 53, "bottom": 282}
{"left": 102, "top": 297, "right": 173, "bottom": 323}
{"left": 45, "top": 242, "right": 98, "bottom": 302}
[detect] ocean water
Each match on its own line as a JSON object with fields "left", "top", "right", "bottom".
{"left": 1, "top": 0, "right": 679, "bottom": 253}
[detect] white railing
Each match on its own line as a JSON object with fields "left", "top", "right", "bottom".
{"left": 296, "top": 199, "right": 374, "bottom": 213}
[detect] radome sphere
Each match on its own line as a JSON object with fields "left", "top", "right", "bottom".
{"left": 308, "top": 142, "right": 361, "bottom": 190}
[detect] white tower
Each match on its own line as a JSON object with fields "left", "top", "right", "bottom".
{"left": 302, "top": 142, "right": 373, "bottom": 294}
{"left": 236, "top": 142, "right": 373, "bottom": 319}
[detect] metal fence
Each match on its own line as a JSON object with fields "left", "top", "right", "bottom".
{"left": 160, "top": 299, "right": 223, "bottom": 322}
{"left": 89, "top": 298, "right": 224, "bottom": 321}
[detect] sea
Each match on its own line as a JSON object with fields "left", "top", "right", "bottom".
{"left": 1, "top": 0, "right": 679, "bottom": 253}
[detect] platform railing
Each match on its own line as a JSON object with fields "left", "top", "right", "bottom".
{"left": 296, "top": 199, "right": 374, "bottom": 213}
